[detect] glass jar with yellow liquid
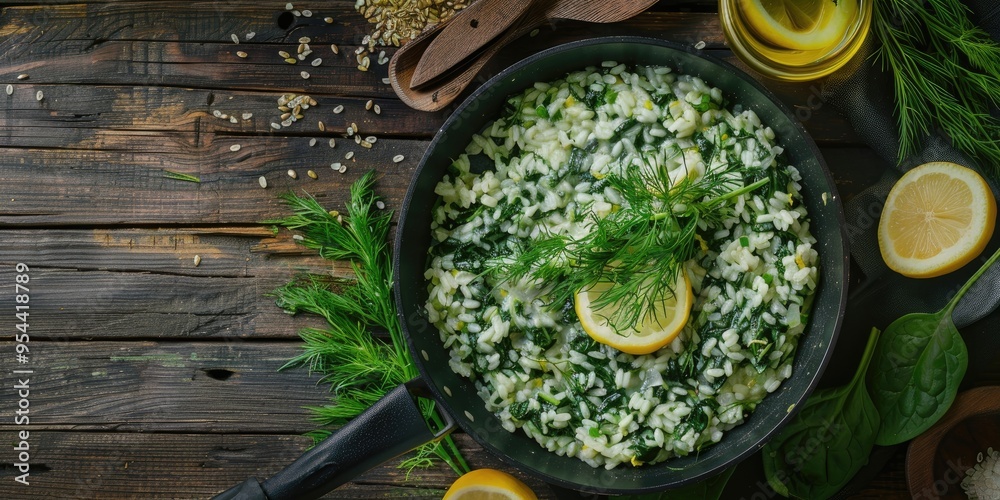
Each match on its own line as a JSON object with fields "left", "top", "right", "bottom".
{"left": 719, "top": 0, "right": 872, "bottom": 81}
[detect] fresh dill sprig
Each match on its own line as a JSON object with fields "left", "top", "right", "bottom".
{"left": 162, "top": 170, "right": 201, "bottom": 183}
{"left": 494, "top": 156, "right": 767, "bottom": 331}
{"left": 268, "top": 171, "right": 470, "bottom": 477}
{"left": 873, "top": 0, "right": 1000, "bottom": 174}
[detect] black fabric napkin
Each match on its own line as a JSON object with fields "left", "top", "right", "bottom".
{"left": 825, "top": 1, "right": 1000, "bottom": 330}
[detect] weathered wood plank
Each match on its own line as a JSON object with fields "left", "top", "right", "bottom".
{"left": 0, "top": 256, "right": 332, "bottom": 339}
{"left": 0, "top": 432, "right": 558, "bottom": 499}
{"left": 0, "top": 341, "right": 331, "bottom": 432}
{"left": 0, "top": 227, "right": 320, "bottom": 277}
{"left": 0, "top": 85, "right": 443, "bottom": 138}
{"left": 0, "top": 134, "right": 421, "bottom": 225}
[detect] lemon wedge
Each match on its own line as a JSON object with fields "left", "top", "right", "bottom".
{"left": 574, "top": 269, "right": 693, "bottom": 355}
{"left": 878, "top": 161, "right": 996, "bottom": 278}
{"left": 443, "top": 469, "right": 538, "bottom": 500}
{"left": 739, "top": 0, "right": 857, "bottom": 51}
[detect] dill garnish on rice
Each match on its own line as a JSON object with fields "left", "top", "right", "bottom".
{"left": 424, "top": 62, "right": 819, "bottom": 468}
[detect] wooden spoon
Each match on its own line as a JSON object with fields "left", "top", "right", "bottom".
{"left": 905, "top": 386, "right": 1000, "bottom": 499}
{"left": 410, "top": 0, "right": 536, "bottom": 88}
{"left": 389, "top": 0, "right": 658, "bottom": 112}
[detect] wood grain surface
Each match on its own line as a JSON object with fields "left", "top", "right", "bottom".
{"left": 0, "top": 0, "right": 941, "bottom": 498}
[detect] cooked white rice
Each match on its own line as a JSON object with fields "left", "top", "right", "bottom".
{"left": 424, "top": 63, "right": 819, "bottom": 468}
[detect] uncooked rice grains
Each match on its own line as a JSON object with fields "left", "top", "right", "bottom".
{"left": 423, "top": 62, "right": 820, "bottom": 469}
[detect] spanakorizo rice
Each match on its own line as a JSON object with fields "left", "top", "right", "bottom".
{"left": 424, "top": 61, "right": 819, "bottom": 469}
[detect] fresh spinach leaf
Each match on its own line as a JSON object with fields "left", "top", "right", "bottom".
{"left": 866, "top": 245, "right": 1000, "bottom": 445}
{"left": 762, "top": 327, "right": 881, "bottom": 499}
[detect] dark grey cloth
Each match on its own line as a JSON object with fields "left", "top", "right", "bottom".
{"left": 827, "top": 1, "right": 1000, "bottom": 328}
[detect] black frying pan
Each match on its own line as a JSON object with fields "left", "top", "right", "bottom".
{"left": 215, "top": 36, "right": 850, "bottom": 499}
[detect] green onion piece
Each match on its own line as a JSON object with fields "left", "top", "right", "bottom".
{"left": 535, "top": 105, "right": 549, "bottom": 119}
{"left": 538, "top": 392, "right": 560, "bottom": 405}
{"left": 589, "top": 427, "right": 601, "bottom": 438}
{"left": 740, "top": 235, "right": 750, "bottom": 247}
{"left": 762, "top": 273, "right": 773, "bottom": 285}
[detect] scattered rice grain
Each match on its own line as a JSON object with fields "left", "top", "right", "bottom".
{"left": 193, "top": 255, "right": 201, "bottom": 267}
{"left": 307, "top": 169, "right": 318, "bottom": 179}
{"left": 373, "top": 104, "right": 381, "bottom": 115}
{"left": 331, "top": 162, "right": 341, "bottom": 170}
{"left": 331, "top": 44, "right": 339, "bottom": 54}
{"left": 245, "top": 32, "right": 255, "bottom": 41}
{"left": 329, "top": 138, "right": 336, "bottom": 148}
{"left": 299, "top": 36, "right": 311, "bottom": 44}
{"left": 311, "top": 58, "right": 322, "bottom": 67}
{"left": 308, "top": 138, "right": 317, "bottom": 147}
{"left": 392, "top": 154, "right": 404, "bottom": 163}
{"left": 17, "top": 74, "right": 28, "bottom": 80}
{"left": 694, "top": 40, "right": 707, "bottom": 50}
{"left": 339, "top": 165, "right": 347, "bottom": 173}
{"left": 35, "top": 90, "right": 43, "bottom": 101}
{"left": 318, "top": 121, "right": 326, "bottom": 132}
{"left": 279, "top": 50, "right": 291, "bottom": 58}
{"left": 5, "top": 85, "right": 12, "bottom": 96}
{"left": 231, "top": 34, "right": 240, "bottom": 44}
{"left": 324, "top": 17, "right": 334, "bottom": 24}
{"left": 258, "top": 176, "right": 268, "bottom": 188}
{"left": 376, "top": 200, "right": 386, "bottom": 210}
{"left": 242, "top": 112, "right": 253, "bottom": 120}
{"left": 365, "top": 99, "right": 373, "bottom": 110}
{"left": 300, "top": 71, "right": 310, "bottom": 79}
{"left": 285, "top": 2, "right": 293, "bottom": 10}
{"left": 230, "top": 144, "right": 241, "bottom": 152}
{"left": 365, "top": 136, "right": 377, "bottom": 144}
{"left": 287, "top": 169, "right": 298, "bottom": 179}
{"left": 345, "top": 151, "right": 355, "bottom": 160}
{"left": 270, "top": 122, "right": 281, "bottom": 130}
{"left": 302, "top": 9, "right": 312, "bottom": 17}
{"left": 237, "top": 51, "right": 248, "bottom": 58}
{"left": 333, "top": 104, "right": 344, "bottom": 114}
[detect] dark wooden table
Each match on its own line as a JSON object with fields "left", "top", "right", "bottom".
{"left": 0, "top": 1, "right": 932, "bottom": 497}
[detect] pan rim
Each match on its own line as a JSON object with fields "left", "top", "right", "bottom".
{"left": 394, "top": 35, "right": 850, "bottom": 493}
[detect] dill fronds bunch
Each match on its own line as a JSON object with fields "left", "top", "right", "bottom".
{"left": 269, "top": 171, "right": 469, "bottom": 476}
{"left": 873, "top": 0, "right": 1000, "bottom": 174}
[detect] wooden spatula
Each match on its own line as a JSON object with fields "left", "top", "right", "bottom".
{"left": 389, "top": 0, "right": 658, "bottom": 112}
{"left": 409, "top": 0, "right": 535, "bottom": 89}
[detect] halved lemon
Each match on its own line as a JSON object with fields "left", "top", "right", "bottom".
{"left": 738, "top": 0, "right": 857, "bottom": 51}
{"left": 574, "top": 269, "right": 693, "bottom": 355}
{"left": 878, "top": 161, "right": 996, "bottom": 278}
{"left": 442, "top": 469, "right": 538, "bottom": 500}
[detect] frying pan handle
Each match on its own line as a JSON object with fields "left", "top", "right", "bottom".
{"left": 212, "top": 378, "right": 455, "bottom": 500}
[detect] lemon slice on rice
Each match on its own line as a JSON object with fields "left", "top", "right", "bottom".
{"left": 574, "top": 269, "right": 693, "bottom": 355}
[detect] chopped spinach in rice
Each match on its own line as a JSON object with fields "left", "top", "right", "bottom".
{"left": 423, "top": 62, "right": 819, "bottom": 469}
